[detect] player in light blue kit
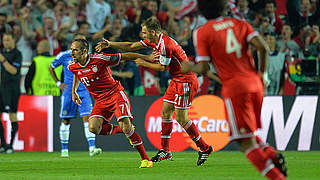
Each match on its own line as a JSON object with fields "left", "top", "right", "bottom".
{"left": 49, "top": 34, "right": 102, "bottom": 157}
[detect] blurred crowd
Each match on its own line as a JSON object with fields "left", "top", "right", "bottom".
{"left": 0, "top": 0, "right": 319, "bottom": 96}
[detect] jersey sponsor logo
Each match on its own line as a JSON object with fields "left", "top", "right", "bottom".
{"left": 145, "top": 95, "right": 229, "bottom": 152}
{"left": 92, "top": 65, "right": 98, "bottom": 72}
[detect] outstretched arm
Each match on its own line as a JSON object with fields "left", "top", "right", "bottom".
{"left": 135, "top": 58, "right": 167, "bottom": 72}
{"left": 121, "top": 52, "right": 157, "bottom": 62}
{"left": 96, "top": 38, "right": 144, "bottom": 52}
{"left": 181, "top": 61, "right": 210, "bottom": 74}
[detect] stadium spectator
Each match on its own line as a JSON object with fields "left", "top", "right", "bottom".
{"left": 0, "top": 13, "right": 12, "bottom": 49}
{"left": 264, "top": 0, "right": 283, "bottom": 35}
{"left": 49, "top": 34, "right": 102, "bottom": 157}
{"left": 292, "top": 23, "right": 313, "bottom": 54}
{"left": 0, "top": 0, "right": 24, "bottom": 23}
{"left": 24, "top": 40, "right": 62, "bottom": 95}
{"left": 22, "top": 14, "right": 63, "bottom": 56}
{"left": 181, "top": 0, "right": 287, "bottom": 178}
{"left": 264, "top": 32, "right": 286, "bottom": 95}
{"left": 86, "top": 0, "right": 111, "bottom": 33}
{"left": 0, "top": 32, "right": 22, "bottom": 154}
{"left": 97, "top": 17, "right": 213, "bottom": 166}
{"left": 109, "top": 0, "right": 130, "bottom": 28}
{"left": 70, "top": 39, "right": 154, "bottom": 168}
{"left": 276, "top": 24, "right": 303, "bottom": 58}
{"left": 232, "top": 0, "right": 256, "bottom": 23}
{"left": 12, "top": 23, "right": 33, "bottom": 64}
{"left": 287, "top": 0, "right": 320, "bottom": 35}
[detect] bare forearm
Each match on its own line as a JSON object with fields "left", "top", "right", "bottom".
{"left": 191, "top": 62, "right": 209, "bottom": 74}
{"left": 72, "top": 76, "right": 80, "bottom": 93}
{"left": 258, "top": 48, "right": 269, "bottom": 73}
{"left": 121, "top": 52, "right": 150, "bottom": 61}
{"left": 139, "top": 61, "right": 166, "bottom": 71}
{"left": 49, "top": 66, "right": 59, "bottom": 82}
{"left": 2, "top": 61, "right": 17, "bottom": 75}
{"left": 109, "top": 41, "right": 141, "bottom": 51}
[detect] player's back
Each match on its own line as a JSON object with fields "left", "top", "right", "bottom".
{"left": 195, "top": 17, "right": 263, "bottom": 96}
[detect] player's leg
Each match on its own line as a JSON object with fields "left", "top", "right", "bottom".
{"left": 77, "top": 92, "right": 102, "bottom": 156}
{"left": 225, "top": 93, "right": 286, "bottom": 179}
{"left": 0, "top": 115, "right": 6, "bottom": 153}
{"left": 115, "top": 90, "right": 152, "bottom": 168}
{"left": 151, "top": 101, "right": 175, "bottom": 162}
{"left": 175, "top": 108, "right": 213, "bottom": 166}
{"left": 255, "top": 136, "right": 287, "bottom": 177}
{"left": 0, "top": 94, "right": 7, "bottom": 152}
{"left": 118, "top": 117, "right": 152, "bottom": 168}
{"left": 59, "top": 92, "right": 77, "bottom": 157}
{"left": 5, "top": 87, "right": 20, "bottom": 154}
{"left": 59, "top": 118, "right": 71, "bottom": 157}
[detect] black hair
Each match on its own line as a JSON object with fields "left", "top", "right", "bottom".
{"left": 198, "top": 0, "right": 227, "bottom": 19}
{"left": 0, "top": 13, "right": 7, "bottom": 18}
{"left": 73, "top": 38, "right": 89, "bottom": 51}
{"left": 141, "top": 16, "right": 161, "bottom": 33}
{"left": 265, "top": 0, "right": 277, "bottom": 7}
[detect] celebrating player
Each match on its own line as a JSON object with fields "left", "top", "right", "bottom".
{"left": 69, "top": 38, "right": 154, "bottom": 168}
{"left": 49, "top": 34, "right": 106, "bottom": 157}
{"left": 96, "top": 17, "right": 213, "bottom": 166}
{"left": 181, "top": 0, "right": 287, "bottom": 179}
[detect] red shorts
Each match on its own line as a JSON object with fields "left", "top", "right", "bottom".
{"left": 224, "top": 91, "right": 263, "bottom": 141}
{"left": 163, "top": 79, "right": 198, "bottom": 109}
{"left": 89, "top": 90, "right": 133, "bottom": 122}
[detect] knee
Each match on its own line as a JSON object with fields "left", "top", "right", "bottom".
{"left": 89, "top": 123, "right": 99, "bottom": 134}
{"left": 161, "top": 109, "right": 172, "bottom": 119}
{"left": 238, "top": 137, "right": 256, "bottom": 152}
{"left": 62, "top": 119, "right": 71, "bottom": 125}
{"left": 119, "top": 119, "right": 132, "bottom": 134}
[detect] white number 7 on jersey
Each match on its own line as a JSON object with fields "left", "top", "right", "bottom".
{"left": 226, "top": 29, "right": 242, "bottom": 58}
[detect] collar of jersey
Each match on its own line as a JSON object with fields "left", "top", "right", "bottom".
{"left": 156, "top": 33, "right": 163, "bottom": 49}
{"left": 78, "top": 54, "right": 91, "bottom": 67}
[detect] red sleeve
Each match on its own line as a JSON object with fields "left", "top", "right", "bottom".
{"left": 193, "top": 27, "right": 211, "bottom": 62}
{"left": 91, "top": 52, "right": 121, "bottom": 66}
{"left": 244, "top": 21, "right": 259, "bottom": 42}
{"left": 140, "top": 39, "right": 150, "bottom": 47}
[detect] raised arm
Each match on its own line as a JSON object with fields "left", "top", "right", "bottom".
{"left": 96, "top": 38, "right": 145, "bottom": 52}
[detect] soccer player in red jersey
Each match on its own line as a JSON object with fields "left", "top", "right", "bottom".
{"left": 68, "top": 38, "right": 154, "bottom": 168}
{"left": 96, "top": 17, "right": 213, "bottom": 166}
{"left": 181, "top": 0, "right": 287, "bottom": 179}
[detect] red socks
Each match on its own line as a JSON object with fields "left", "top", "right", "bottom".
{"left": 98, "top": 122, "right": 123, "bottom": 135}
{"left": 161, "top": 119, "right": 173, "bottom": 151}
{"left": 126, "top": 128, "right": 150, "bottom": 161}
{"left": 245, "top": 145, "right": 285, "bottom": 180}
{"left": 183, "top": 120, "right": 209, "bottom": 151}
{"left": 256, "top": 136, "right": 278, "bottom": 163}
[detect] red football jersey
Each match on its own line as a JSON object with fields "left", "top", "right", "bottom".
{"left": 140, "top": 33, "right": 196, "bottom": 82}
{"left": 194, "top": 17, "right": 263, "bottom": 97}
{"left": 68, "top": 52, "right": 123, "bottom": 100}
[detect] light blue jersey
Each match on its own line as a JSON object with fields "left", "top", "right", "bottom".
{"left": 51, "top": 50, "right": 92, "bottom": 119}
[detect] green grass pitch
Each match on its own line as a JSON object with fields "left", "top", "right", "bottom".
{"left": 0, "top": 151, "right": 318, "bottom": 180}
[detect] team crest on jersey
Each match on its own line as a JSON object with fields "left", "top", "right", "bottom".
{"left": 78, "top": 71, "right": 82, "bottom": 75}
{"left": 92, "top": 65, "right": 98, "bottom": 72}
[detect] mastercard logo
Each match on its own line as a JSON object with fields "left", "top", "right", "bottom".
{"left": 145, "top": 95, "right": 230, "bottom": 152}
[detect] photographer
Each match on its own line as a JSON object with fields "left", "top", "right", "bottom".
{"left": 0, "top": 32, "right": 22, "bottom": 154}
